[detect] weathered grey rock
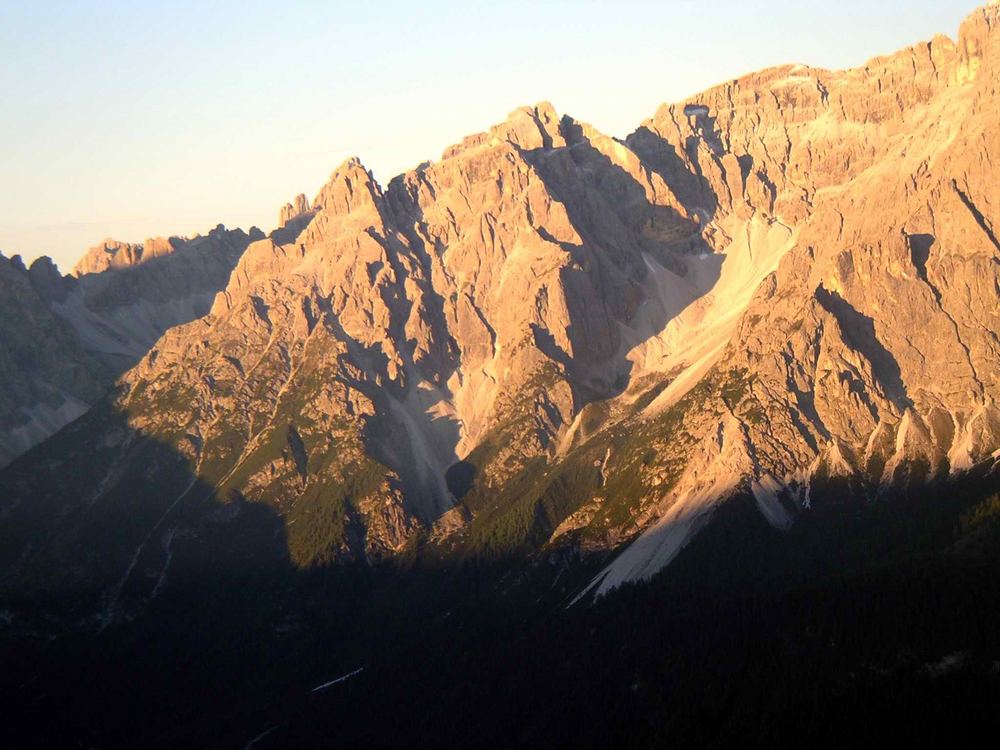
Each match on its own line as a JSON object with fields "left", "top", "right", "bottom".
{"left": 279, "top": 193, "right": 312, "bottom": 228}
{"left": 586, "top": 1, "right": 1000, "bottom": 594}
{"left": 0, "top": 225, "right": 258, "bottom": 466}
{"left": 2, "top": 3, "right": 999, "bottom": 615}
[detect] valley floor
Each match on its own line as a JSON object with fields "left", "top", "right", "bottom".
{"left": 3, "top": 478, "right": 1000, "bottom": 748}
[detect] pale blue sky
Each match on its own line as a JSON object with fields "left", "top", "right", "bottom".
{"left": 0, "top": 0, "right": 976, "bottom": 271}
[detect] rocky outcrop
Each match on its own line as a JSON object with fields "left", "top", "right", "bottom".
{"left": 586, "top": 1, "right": 1000, "bottom": 593}
{"left": 279, "top": 193, "right": 312, "bottom": 228}
{"left": 73, "top": 237, "right": 172, "bottom": 276}
{"left": 119, "top": 101, "right": 717, "bottom": 540}
{"left": 62, "top": 224, "right": 262, "bottom": 367}
{"left": 1, "top": 4, "right": 999, "bottom": 616}
{"left": 0, "top": 254, "right": 107, "bottom": 466}
{"left": 0, "top": 225, "right": 261, "bottom": 466}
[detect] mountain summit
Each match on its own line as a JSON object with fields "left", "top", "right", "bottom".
{"left": 6, "top": 4, "right": 998, "bottom": 587}
{"left": 1, "top": 5, "right": 999, "bottom": 747}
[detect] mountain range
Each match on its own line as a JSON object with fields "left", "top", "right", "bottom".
{"left": 2, "top": 4, "right": 999, "bottom": 747}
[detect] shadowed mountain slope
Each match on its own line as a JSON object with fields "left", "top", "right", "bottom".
{"left": 3, "top": 5, "right": 1000, "bottom": 611}
{"left": 2, "top": 5, "right": 1000, "bottom": 748}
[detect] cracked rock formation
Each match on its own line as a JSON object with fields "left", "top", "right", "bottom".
{"left": 0, "top": 224, "right": 261, "bottom": 466}
{"left": 1, "top": 3, "right": 999, "bottom": 616}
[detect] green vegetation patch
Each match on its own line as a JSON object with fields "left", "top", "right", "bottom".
{"left": 284, "top": 456, "right": 387, "bottom": 569}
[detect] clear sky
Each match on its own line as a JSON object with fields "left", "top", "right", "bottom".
{"left": 0, "top": 0, "right": 977, "bottom": 271}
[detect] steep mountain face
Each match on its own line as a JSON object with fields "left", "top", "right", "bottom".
{"left": 587, "top": 4, "right": 1000, "bottom": 592}
{"left": 0, "top": 110, "right": 703, "bottom": 594}
{"left": 63, "top": 225, "right": 263, "bottom": 369}
{"left": 1, "top": 4, "right": 999, "bottom": 624}
{"left": 0, "top": 225, "right": 259, "bottom": 466}
{"left": 0, "top": 255, "right": 108, "bottom": 467}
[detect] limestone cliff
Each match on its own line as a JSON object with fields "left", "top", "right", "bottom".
{"left": 1, "top": 4, "right": 998, "bottom": 616}
{"left": 0, "top": 225, "right": 260, "bottom": 466}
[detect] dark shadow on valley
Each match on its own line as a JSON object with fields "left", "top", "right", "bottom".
{"left": 0, "top": 391, "right": 999, "bottom": 748}
{"left": 0, "top": 398, "right": 499, "bottom": 748}
{"left": 274, "top": 462, "right": 1000, "bottom": 749}
{"left": 3, "top": 115, "right": 1000, "bottom": 748}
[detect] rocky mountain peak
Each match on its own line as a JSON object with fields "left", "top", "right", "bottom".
{"left": 71, "top": 237, "right": 175, "bottom": 277}
{"left": 494, "top": 101, "right": 564, "bottom": 150}
{"left": 309, "top": 157, "right": 381, "bottom": 218}
{"left": 1, "top": 1, "right": 998, "bottom": 628}
{"left": 2, "top": 7, "right": 1000, "bottom": 745}
{"left": 0, "top": 223, "right": 262, "bottom": 466}
{"left": 27, "top": 255, "right": 71, "bottom": 302}
{"left": 279, "top": 193, "right": 312, "bottom": 228}
{"left": 956, "top": 1, "right": 1000, "bottom": 82}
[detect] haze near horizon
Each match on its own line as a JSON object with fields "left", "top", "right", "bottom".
{"left": 0, "top": 0, "right": 974, "bottom": 271}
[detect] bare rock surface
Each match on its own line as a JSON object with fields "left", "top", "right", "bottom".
{"left": 2, "top": 4, "right": 999, "bottom": 611}
{"left": 0, "top": 225, "right": 261, "bottom": 466}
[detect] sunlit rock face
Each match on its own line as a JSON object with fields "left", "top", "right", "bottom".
{"left": 1, "top": 4, "right": 999, "bottom": 616}
{"left": 585, "top": 2, "right": 1000, "bottom": 594}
